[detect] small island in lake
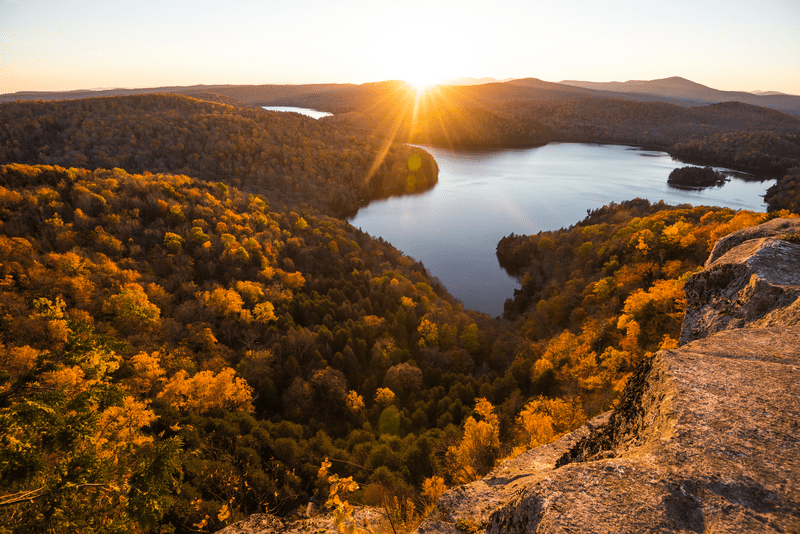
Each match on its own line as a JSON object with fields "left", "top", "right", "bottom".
{"left": 668, "top": 165, "right": 728, "bottom": 188}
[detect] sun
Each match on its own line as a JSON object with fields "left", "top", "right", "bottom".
{"left": 365, "top": 30, "right": 468, "bottom": 92}
{"left": 404, "top": 70, "right": 453, "bottom": 99}
{"left": 388, "top": 58, "right": 452, "bottom": 91}
{"left": 404, "top": 71, "right": 446, "bottom": 90}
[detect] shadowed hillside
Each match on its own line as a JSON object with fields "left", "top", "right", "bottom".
{"left": 266, "top": 80, "right": 800, "bottom": 212}
{"left": 0, "top": 94, "right": 438, "bottom": 216}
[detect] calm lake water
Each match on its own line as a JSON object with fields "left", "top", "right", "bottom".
{"left": 262, "top": 106, "right": 332, "bottom": 119}
{"left": 349, "top": 143, "right": 776, "bottom": 317}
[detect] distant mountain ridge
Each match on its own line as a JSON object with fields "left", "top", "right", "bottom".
{"left": 441, "top": 77, "right": 513, "bottom": 86}
{"left": 560, "top": 76, "right": 800, "bottom": 115}
{"left": 3, "top": 76, "right": 798, "bottom": 116}
{"left": 752, "top": 90, "right": 791, "bottom": 96}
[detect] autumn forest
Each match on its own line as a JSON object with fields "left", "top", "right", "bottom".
{"left": 1, "top": 82, "right": 799, "bottom": 533}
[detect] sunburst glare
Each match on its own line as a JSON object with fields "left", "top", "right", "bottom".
{"left": 363, "top": 81, "right": 488, "bottom": 190}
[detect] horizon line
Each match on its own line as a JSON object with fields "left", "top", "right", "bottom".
{"left": 2, "top": 77, "right": 799, "bottom": 98}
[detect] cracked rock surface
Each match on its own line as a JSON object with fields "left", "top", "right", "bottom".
{"left": 478, "top": 327, "right": 800, "bottom": 534}
{"left": 680, "top": 236, "right": 800, "bottom": 344}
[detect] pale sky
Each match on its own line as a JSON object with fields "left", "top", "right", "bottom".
{"left": 1, "top": 0, "right": 799, "bottom": 95}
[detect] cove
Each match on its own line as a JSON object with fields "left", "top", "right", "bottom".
{"left": 348, "top": 143, "right": 776, "bottom": 318}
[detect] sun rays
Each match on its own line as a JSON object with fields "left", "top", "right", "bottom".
{"left": 362, "top": 80, "right": 494, "bottom": 190}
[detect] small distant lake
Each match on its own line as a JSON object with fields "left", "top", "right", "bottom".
{"left": 262, "top": 106, "right": 332, "bottom": 119}
{"left": 349, "top": 143, "right": 777, "bottom": 317}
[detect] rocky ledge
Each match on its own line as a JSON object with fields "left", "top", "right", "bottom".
{"left": 417, "top": 218, "right": 800, "bottom": 534}
{"left": 215, "top": 506, "right": 390, "bottom": 534}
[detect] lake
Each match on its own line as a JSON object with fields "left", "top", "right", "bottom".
{"left": 348, "top": 143, "right": 776, "bottom": 317}
{"left": 262, "top": 106, "right": 332, "bottom": 119}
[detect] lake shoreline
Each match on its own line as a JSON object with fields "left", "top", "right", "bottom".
{"left": 349, "top": 142, "right": 775, "bottom": 317}
{"left": 415, "top": 139, "right": 780, "bottom": 182}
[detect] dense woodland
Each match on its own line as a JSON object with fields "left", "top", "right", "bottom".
{"left": 0, "top": 95, "right": 438, "bottom": 217}
{"left": 0, "top": 91, "right": 798, "bottom": 534}
{"left": 666, "top": 166, "right": 726, "bottom": 188}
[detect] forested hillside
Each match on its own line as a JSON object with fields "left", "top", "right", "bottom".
{"left": 3, "top": 82, "right": 799, "bottom": 212}
{"left": 0, "top": 163, "right": 520, "bottom": 532}
{"left": 314, "top": 81, "right": 554, "bottom": 149}
{"left": 0, "top": 92, "right": 796, "bottom": 534}
{"left": 496, "top": 201, "right": 797, "bottom": 390}
{"left": 0, "top": 94, "right": 438, "bottom": 217}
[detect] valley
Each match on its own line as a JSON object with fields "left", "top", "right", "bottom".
{"left": 0, "top": 79, "right": 798, "bottom": 534}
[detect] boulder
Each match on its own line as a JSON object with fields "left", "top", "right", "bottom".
{"left": 482, "top": 327, "right": 800, "bottom": 534}
{"left": 704, "top": 217, "right": 800, "bottom": 266}
{"left": 680, "top": 226, "right": 800, "bottom": 345}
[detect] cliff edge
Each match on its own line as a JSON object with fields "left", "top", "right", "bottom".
{"left": 417, "top": 218, "right": 800, "bottom": 534}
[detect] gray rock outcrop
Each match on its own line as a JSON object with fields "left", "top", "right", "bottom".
{"left": 704, "top": 217, "right": 800, "bottom": 266}
{"left": 680, "top": 219, "right": 800, "bottom": 344}
{"left": 416, "top": 218, "right": 800, "bottom": 534}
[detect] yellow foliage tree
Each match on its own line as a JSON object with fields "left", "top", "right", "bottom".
{"left": 417, "top": 318, "right": 438, "bottom": 347}
{"left": 345, "top": 390, "right": 364, "bottom": 415}
{"left": 599, "top": 346, "right": 636, "bottom": 392}
{"left": 253, "top": 301, "right": 277, "bottom": 323}
{"left": 278, "top": 270, "right": 306, "bottom": 290}
{"left": 95, "top": 395, "right": 158, "bottom": 455}
{"left": 0, "top": 344, "right": 39, "bottom": 385}
{"left": 124, "top": 351, "right": 166, "bottom": 397}
{"left": 534, "top": 330, "right": 603, "bottom": 391}
{"left": 158, "top": 367, "right": 254, "bottom": 413}
{"left": 201, "top": 287, "right": 244, "bottom": 317}
{"left": 104, "top": 283, "right": 160, "bottom": 330}
{"left": 445, "top": 398, "right": 500, "bottom": 484}
{"left": 163, "top": 232, "right": 184, "bottom": 253}
{"left": 618, "top": 278, "right": 685, "bottom": 351}
{"left": 374, "top": 387, "right": 395, "bottom": 407}
{"left": 421, "top": 476, "right": 447, "bottom": 509}
{"left": 234, "top": 280, "right": 265, "bottom": 306}
{"left": 30, "top": 296, "right": 69, "bottom": 347}
{"left": 516, "top": 396, "right": 586, "bottom": 449}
